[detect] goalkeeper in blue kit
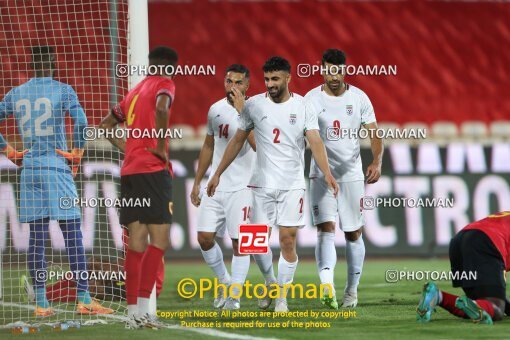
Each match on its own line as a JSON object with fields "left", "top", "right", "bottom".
{"left": 0, "top": 46, "right": 112, "bottom": 316}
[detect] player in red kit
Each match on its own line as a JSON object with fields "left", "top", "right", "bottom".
{"left": 416, "top": 211, "right": 510, "bottom": 324}
{"left": 99, "top": 46, "right": 177, "bottom": 329}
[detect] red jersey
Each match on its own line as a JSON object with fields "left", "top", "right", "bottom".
{"left": 463, "top": 211, "right": 510, "bottom": 270}
{"left": 112, "top": 76, "right": 175, "bottom": 176}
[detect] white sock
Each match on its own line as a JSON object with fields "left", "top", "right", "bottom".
{"left": 201, "top": 243, "right": 231, "bottom": 284}
{"left": 127, "top": 304, "right": 138, "bottom": 317}
{"left": 345, "top": 234, "right": 365, "bottom": 294}
{"left": 137, "top": 297, "right": 150, "bottom": 316}
{"left": 230, "top": 255, "right": 250, "bottom": 298}
{"left": 253, "top": 248, "right": 276, "bottom": 283}
{"left": 277, "top": 253, "right": 298, "bottom": 300}
{"left": 315, "top": 232, "right": 336, "bottom": 288}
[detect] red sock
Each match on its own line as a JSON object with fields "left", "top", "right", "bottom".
{"left": 155, "top": 258, "right": 165, "bottom": 297}
{"left": 46, "top": 280, "right": 77, "bottom": 303}
{"left": 439, "top": 291, "right": 466, "bottom": 318}
{"left": 475, "top": 299, "right": 495, "bottom": 317}
{"left": 138, "top": 245, "right": 165, "bottom": 298}
{"left": 125, "top": 249, "right": 144, "bottom": 305}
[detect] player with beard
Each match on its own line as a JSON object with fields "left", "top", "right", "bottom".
{"left": 305, "top": 49, "right": 383, "bottom": 309}
{"left": 191, "top": 64, "right": 277, "bottom": 310}
{"left": 207, "top": 56, "right": 338, "bottom": 312}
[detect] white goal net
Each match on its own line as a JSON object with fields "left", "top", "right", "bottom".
{"left": 0, "top": 0, "right": 131, "bottom": 327}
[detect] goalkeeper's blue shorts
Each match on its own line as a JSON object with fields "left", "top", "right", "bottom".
{"left": 19, "top": 167, "right": 80, "bottom": 223}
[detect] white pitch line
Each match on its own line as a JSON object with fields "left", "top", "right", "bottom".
{"left": 0, "top": 301, "right": 280, "bottom": 340}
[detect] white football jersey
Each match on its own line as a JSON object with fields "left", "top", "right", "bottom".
{"left": 239, "top": 92, "right": 319, "bottom": 190}
{"left": 207, "top": 98, "right": 255, "bottom": 192}
{"left": 305, "top": 84, "right": 376, "bottom": 182}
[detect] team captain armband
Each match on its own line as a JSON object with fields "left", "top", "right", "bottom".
{"left": 111, "top": 104, "right": 125, "bottom": 122}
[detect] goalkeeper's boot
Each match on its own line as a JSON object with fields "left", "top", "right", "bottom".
{"left": 34, "top": 306, "right": 55, "bottom": 317}
{"left": 257, "top": 279, "right": 276, "bottom": 310}
{"left": 321, "top": 285, "right": 339, "bottom": 310}
{"left": 341, "top": 289, "right": 358, "bottom": 308}
{"left": 20, "top": 275, "right": 35, "bottom": 303}
{"left": 455, "top": 296, "right": 493, "bottom": 325}
{"left": 213, "top": 284, "right": 228, "bottom": 309}
{"left": 416, "top": 281, "right": 440, "bottom": 322}
{"left": 223, "top": 297, "right": 240, "bottom": 310}
{"left": 77, "top": 298, "right": 114, "bottom": 315}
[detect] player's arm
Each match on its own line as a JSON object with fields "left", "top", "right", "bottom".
{"left": 231, "top": 87, "right": 256, "bottom": 151}
{"left": 191, "top": 133, "right": 214, "bottom": 207}
{"left": 0, "top": 90, "right": 28, "bottom": 166}
{"left": 146, "top": 94, "right": 171, "bottom": 164}
{"left": 207, "top": 89, "right": 253, "bottom": 197}
{"left": 306, "top": 129, "right": 339, "bottom": 196}
{"left": 207, "top": 128, "right": 249, "bottom": 197}
{"left": 363, "top": 121, "right": 383, "bottom": 184}
{"left": 247, "top": 131, "right": 256, "bottom": 151}
{"left": 98, "top": 113, "right": 126, "bottom": 153}
{"left": 56, "top": 86, "right": 88, "bottom": 176}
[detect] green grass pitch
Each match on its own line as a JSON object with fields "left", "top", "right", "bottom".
{"left": 1, "top": 259, "right": 508, "bottom": 339}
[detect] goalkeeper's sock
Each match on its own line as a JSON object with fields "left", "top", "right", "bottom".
{"left": 345, "top": 234, "right": 365, "bottom": 294}
{"left": 59, "top": 219, "right": 89, "bottom": 292}
{"left": 253, "top": 248, "right": 276, "bottom": 284}
{"left": 439, "top": 291, "right": 466, "bottom": 318}
{"left": 47, "top": 279, "right": 76, "bottom": 302}
{"left": 138, "top": 245, "right": 165, "bottom": 315}
{"left": 35, "top": 288, "right": 50, "bottom": 308}
{"left": 29, "top": 218, "right": 49, "bottom": 289}
{"left": 77, "top": 290, "right": 92, "bottom": 304}
{"left": 230, "top": 254, "right": 250, "bottom": 297}
{"left": 126, "top": 249, "right": 144, "bottom": 308}
{"left": 28, "top": 218, "right": 49, "bottom": 307}
{"left": 315, "top": 231, "right": 336, "bottom": 287}
{"left": 201, "top": 243, "right": 231, "bottom": 284}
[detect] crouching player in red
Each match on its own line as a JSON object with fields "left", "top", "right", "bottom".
{"left": 417, "top": 211, "right": 510, "bottom": 324}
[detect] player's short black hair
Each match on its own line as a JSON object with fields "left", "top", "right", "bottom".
{"left": 322, "top": 49, "right": 346, "bottom": 65}
{"left": 225, "top": 64, "right": 250, "bottom": 78}
{"left": 148, "top": 46, "right": 178, "bottom": 67}
{"left": 262, "top": 56, "right": 291, "bottom": 73}
{"left": 31, "top": 45, "right": 55, "bottom": 69}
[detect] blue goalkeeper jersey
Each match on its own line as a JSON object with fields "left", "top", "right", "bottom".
{"left": 0, "top": 77, "right": 87, "bottom": 172}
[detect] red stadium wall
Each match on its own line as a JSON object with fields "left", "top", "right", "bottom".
{"left": 0, "top": 1, "right": 508, "bottom": 130}
{"left": 148, "top": 0, "right": 510, "bottom": 127}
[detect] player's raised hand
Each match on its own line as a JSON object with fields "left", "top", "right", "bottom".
{"left": 207, "top": 173, "right": 220, "bottom": 197}
{"left": 325, "top": 173, "right": 339, "bottom": 197}
{"left": 3, "top": 145, "right": 28, "bottom": 166}
{"left": 365, "top": 161, "right": 381, "bottom": 184}
{"left": 56, "top": 148, "right": 84, "bottom": 177}
{"left": 230, "top": 87, "right": 246, "bottom": 114}
{"left": 190, "top": 183, "right": 202, "bottom": 207}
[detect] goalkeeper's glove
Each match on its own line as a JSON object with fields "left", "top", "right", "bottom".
{"left": 56, "top": 148, "right": 84, "bottom": 177}
{"left": 2, "top": 145, "right": 28, "bottom": 166}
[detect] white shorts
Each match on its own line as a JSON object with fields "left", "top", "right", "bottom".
{"left": 310, "top": 178, "right": 365, "bottom": 232}
{"left": 197, "top": 188, "right": 252, "bottom": 239}
{"left": 251, "top": 187, "right": 305, "bottom": 229}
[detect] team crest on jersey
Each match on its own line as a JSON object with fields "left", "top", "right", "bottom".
{"left": 289, "top": 113, "right": 297, "bottom": 125}
{"left": 346, "top": 105, "right": 353, "bottom": 116}
{"left": 313, "top": 205, "right": 319, "bottom": 217}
